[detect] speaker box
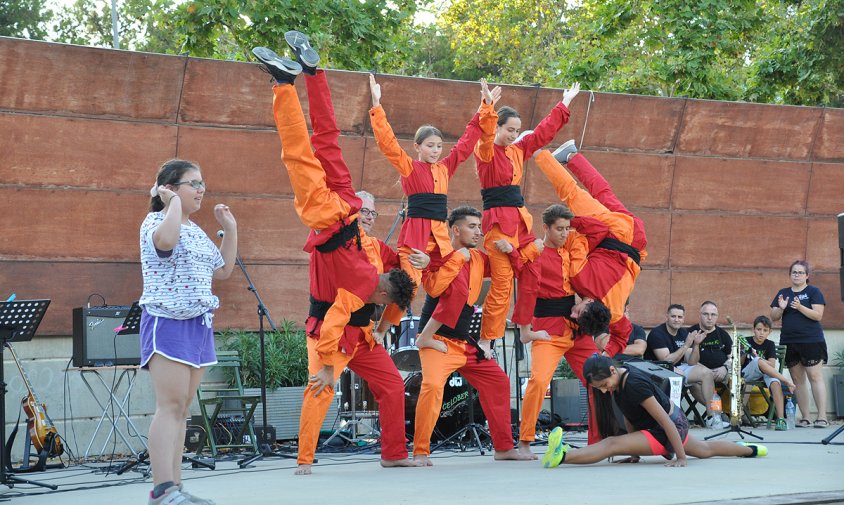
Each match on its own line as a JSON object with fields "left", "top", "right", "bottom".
{"left": 549, "top": 378, "right": 588, "bottom": 427}
{"left": 72, "top": 306, "right": 141, "bottom": 367}
{"left": 838, "top": 212, "right": 844, "bottom": 301}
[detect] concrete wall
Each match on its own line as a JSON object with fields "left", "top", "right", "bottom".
{"left": 1, "top": 37, "right": 843, "bottom": 458}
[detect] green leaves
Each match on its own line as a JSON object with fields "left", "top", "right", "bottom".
{"left": 219, "top": 321, "right": 310, "bottom": 389}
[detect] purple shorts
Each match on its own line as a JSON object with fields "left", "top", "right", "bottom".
{"left": 140, "top": 309, "right": 217, "bottom": 369}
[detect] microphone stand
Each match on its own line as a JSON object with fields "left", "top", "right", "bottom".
{"left": 233, "top": 252, "right": 297, "bottom": 467}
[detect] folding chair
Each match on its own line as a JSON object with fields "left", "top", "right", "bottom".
{"left": 744, "top": 344, "right": 787, "bottom": 429}
{"left": 195, "top": 351, "right": 261, "bottom": 457}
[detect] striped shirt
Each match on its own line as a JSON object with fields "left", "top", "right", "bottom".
{"left": 139, "top": 212, "right": 224, "bottom": 320}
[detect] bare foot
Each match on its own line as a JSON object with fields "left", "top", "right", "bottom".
{"left": 413, "top": 454, "right": 433, "bottom": 466}
{"left": 517, "top": 440, "right": 538, "bottom": 460}
{"left": 520, "top": 328, "right": 551, "bottom": 344}
{"left": 494, "top": 449, "right": 535, "bottom": 461}
{"left": 294, "top": 464, "right": 312, "bottom": 475}
{"left": 381, "top": 458, "right": 426, "bottom": 468}
{"left": 416, "top": 335, "right": 447, "bottom": 353}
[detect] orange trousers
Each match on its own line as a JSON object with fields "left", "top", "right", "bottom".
{"left": 298, "top": 336, "right": 407, "bottom": 464}
{"left": 519, "top": 334, "right": 575, "bottom": 442}
{"left": 414, "top": 337, "right": 513, "bottom": 456}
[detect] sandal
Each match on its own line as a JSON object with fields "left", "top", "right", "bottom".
{"left": 796, "top": 419, "right": 811, "bottom": 428}
{"left": 814, "top": 419, "right": 829, "bottom": 428}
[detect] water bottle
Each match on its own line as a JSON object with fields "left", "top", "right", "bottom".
{"left": 785, "top": 396, "right": 796, "bottom": 430}
{"left": 709, "top": 392, "right": 723, "bottom": 429}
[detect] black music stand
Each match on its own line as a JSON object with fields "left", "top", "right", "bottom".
{"left": 234, "top": 255, "right": 297, "bottom": 468}
{"left": 0, "top": 299, "right": 57, "bottom": 490}
{"left": 114, "top": 303, "right": 214, "bottom": 475}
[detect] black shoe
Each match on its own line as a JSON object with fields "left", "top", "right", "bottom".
{"left": 284, "top": 30, "right": 320, "bottom": 74}
{"left": 252, "top": 47, "right": 302, "bottom": 84}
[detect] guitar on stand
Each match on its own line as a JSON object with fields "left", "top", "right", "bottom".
{"left": 4, "top": 342, "right": 64, "bottom": 470}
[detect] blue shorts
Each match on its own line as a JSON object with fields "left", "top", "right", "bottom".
{"left": 140, "top": 309, "right": 217, "bottom": 369}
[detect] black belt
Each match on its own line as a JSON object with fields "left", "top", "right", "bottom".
{"left": 407, "top": 193, "right": 448, "bottom": 221}
{"left": 309, "top": 295, "right": 375, "bottom": 327}
{"left": 481, "top": 185, "right": 524, "bottom": 210}
{"left": 596, "top": 237, "right": 641, "bottom": 265}
{"left": 418, "top": 296, "right": 484, "bottom": 357}
{"left": 534, "top": 295, "right": 575, "bottom": 318}
{"left": 315, "top": 218, "right": 362, "bottom": 253}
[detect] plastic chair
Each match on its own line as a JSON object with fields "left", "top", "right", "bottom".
{"left": 195, "top": 351, "right": 261, "bottom": 456}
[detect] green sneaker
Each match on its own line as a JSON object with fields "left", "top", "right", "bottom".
{"left": 738, "top": 442, "right": 768, "bottom": 457}
{"left": 775, "top": 418, "right": 787, "bottom": 431}
{"left": 541, "top": 427, "right": 570, "bottom": 468}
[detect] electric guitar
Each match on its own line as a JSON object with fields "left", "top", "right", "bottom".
{"left": 5, "top": 343, "right": 64, "bottom": 456}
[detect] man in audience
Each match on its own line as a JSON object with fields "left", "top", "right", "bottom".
{"left": 617, "top": 301, "right": 646, "bottom": 360}
{"left": 645, "top": 303, "right": 727, "bottom": 428}
{"left": 686, "top": 300, "right": 732, "bottom": 427}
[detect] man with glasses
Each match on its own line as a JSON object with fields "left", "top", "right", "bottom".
{"left": 687, "top": 301, "right": 733, "bottom": 428}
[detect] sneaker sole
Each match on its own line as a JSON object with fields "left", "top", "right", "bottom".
{"left": 284, "top": 30, "right": 320, "bottom": 68}
{"left": 541, "top": 427, "right": 564, "bottom": 468}
{"left": 252, "top": 47, "right": 302, "bottom": 76}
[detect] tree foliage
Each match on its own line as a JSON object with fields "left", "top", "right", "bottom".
{"left": 0, "top": 0, "right": 51, "bottom": 39}
{"left": 2, "top": 0, "right": 842, "bottom": 106}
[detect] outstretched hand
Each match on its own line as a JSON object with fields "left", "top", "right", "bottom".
{"left": 480, "top": 78, "right": 502, "bottom": 105}
{"left": 562, "top": 82, "right": 581, "bottom": 107}
{"left": 369, "top": 74, "right": 381, "bottom": 107}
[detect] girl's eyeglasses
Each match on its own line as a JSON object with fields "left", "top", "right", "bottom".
{"left": 173, "top": 180, "right": 206, "bottom": 190}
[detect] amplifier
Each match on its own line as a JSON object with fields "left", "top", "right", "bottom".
{"left": 72, "top": 306, "right": 141, "bottom": 367}
{"left": 625, "top": 360, "right": 685, "bottom": 406}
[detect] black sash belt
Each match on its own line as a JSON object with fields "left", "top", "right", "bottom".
{"left": 407, "top": 193, "right": 448, "bottom": 221}
{"left": 481, "top": 185, "right": 524, "bottom": 210}
{"left": 315, "top": 218, "right": 362, "bottom": 253}
{"left": 596, "top": 237, "right": 641, "bottom": 265}
{"left": 534, "top": 295, "right": 576, "bottom": 318}
{"left": 309, "top": 296, "right": 375, "bottom": 327}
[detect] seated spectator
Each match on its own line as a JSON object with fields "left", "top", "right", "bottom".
{"left": 646, "top": 303, "right": 727, "bottom": 429}
{"left": 617, "top": 301, "right": 646, "bottom": 361}
{"left": 741, "top": 315, "right": 796, "bottom": 430}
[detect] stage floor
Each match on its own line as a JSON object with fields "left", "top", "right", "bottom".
{"left": 4, "top": 423, "right": 843, "bottom": 505}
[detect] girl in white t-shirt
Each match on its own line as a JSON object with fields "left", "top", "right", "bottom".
{"left": 140, "top": 159, "right": 237, "bottom": 505}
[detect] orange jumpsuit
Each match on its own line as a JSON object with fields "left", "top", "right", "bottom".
{"left": 369, "top": 102, "right": 496, "bottom": 287}
{"left": 413, "top": 249, "right": 513, "bottom": 456}
{"left": 272, "top": 73, "right": 408, "bottom": 465}
{"left": 475, "top": 103, "right": 571, "bottom": 340}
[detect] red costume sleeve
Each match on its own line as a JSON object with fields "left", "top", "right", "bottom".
{"left": 514, "top": 102, "right": 571, "bottom": 159}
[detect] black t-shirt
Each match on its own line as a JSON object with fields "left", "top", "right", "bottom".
{"left": 644, "top": 323, "right": 688, "bottom": 362}
{"left": 613, "top": 365, "right": 671, "bottom": 432}
{"left": 688, "top": 324, "right": 732, "bottom": 369}
{"left": 628, "top": 324, "right": 646, "bottom": 345}
{"left": 770, "top": 285, "right": 826, "bottom": 344}
{"left": 742, "top": 338, "right": 777, "bottom": 371}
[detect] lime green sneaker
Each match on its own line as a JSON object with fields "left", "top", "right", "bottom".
{"left": 738, "top": 442, "right": 768, "bottom": 457}
{"left": 541, "top": 427, "right": 570, "bottom": 468}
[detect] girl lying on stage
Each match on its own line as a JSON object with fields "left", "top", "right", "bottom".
{"left": 542, "top": 355, "right": 768, "bottom": 468}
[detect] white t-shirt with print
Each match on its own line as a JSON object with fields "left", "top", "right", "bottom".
{"left": 139, "top": 212, "right": 225, "bottom": 320}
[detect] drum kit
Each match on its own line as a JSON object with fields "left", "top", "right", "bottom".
{"left": 323, "top": 315, "right": 488, "bottom": 448}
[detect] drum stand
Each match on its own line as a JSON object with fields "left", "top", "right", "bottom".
{"left": 323, "top": 371, "right": 380, "bottom": 447}
{"left": 431, "top": 383, "right": 492, "bottom": 455}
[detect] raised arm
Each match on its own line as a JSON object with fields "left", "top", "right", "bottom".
{"left": 515, "top": 82, "right": 579, "bottom": 158}
{"left": 441, "top": 80, "right": 500, "bottom": 176}
{"left": 369, "top": 74, "right": 415, "bottom": 177}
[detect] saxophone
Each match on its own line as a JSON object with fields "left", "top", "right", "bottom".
{"left": 726, "top": 316, "right": 743, "bottom": 427}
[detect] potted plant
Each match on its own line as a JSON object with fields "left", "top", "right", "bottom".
{"left": 218, "top": 321, "right": 335, "bottom": 439}
{"left": 832, "top": 349, "right": 844, "bottom": 418}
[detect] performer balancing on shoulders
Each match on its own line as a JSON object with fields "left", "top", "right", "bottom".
{"left": 368, "top": 74, "right": 499, "bottom": 344}
{"left": 253, "top": 31, "right": 420, "bottom": 474}
{"left": 140, "top": 159, "right": 237, "bottom": 505}
{"left": 542, "top": 355, "right": 768, "bottom": 468}
{"left": 412, "top": 206, "right": 533, "bottom": 464}
{"left": 474, "top": 83, "right": 580, "bottom": 344}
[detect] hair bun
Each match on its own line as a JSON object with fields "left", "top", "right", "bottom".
{"left": 149, "top": 185, "right": 159, "bottom": 197}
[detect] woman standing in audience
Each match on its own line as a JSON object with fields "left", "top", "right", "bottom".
{"left": 771, "top": 260, "right": 829, "bottom": 428}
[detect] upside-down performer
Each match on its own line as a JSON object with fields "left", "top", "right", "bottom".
{"left": 253, "top": 31, "right": 421, "bottom": 474}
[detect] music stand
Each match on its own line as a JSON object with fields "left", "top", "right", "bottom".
{"left": 0, "top": 299, "right": 57, "bottom": 490}
{"left": 114, "top": 303, "right": 214, "bottom": 475}
{"left": 821, "top": 424, "right": 844, "bottom": 445}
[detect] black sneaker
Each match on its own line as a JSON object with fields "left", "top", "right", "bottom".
{"left": 251, "top": 47, "right": 302, "bottom": 84}
{"left": 284, "top": 30, "right": 320, "bottom": 74}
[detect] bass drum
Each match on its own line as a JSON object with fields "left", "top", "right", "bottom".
{"left": 403, "top": 372, "right": 484, "bottom": 442}
{"left": 339, "top": 369, "right": 378, "bottom": 414}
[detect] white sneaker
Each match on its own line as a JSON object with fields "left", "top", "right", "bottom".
{"left": 705, "top": 415, "right": 728, "bottom": 429}
{"left": 148, "top": 488, "right": 190, "bottom": 505}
